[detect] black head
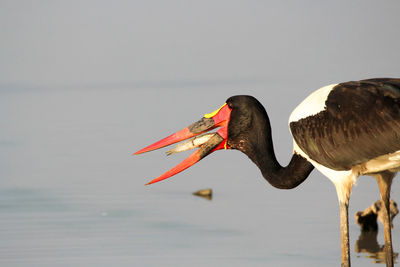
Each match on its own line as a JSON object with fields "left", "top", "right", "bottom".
{"left": 135, "top": 94, "right": 272, "bottom": 185}
{"left": 225, "top": 95, "right": 272, "bottom": 156}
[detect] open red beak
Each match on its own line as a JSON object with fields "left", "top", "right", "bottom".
{"left": 134, "top": 103, "right": 231, "bottom": 185}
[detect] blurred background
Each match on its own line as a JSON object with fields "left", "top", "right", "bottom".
{"left": 1, "top": 1, "right": 399, "bottom": 266}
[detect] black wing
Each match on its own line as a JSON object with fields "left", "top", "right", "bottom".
{"left": 290, "top": 78, "right": 400, "bottom": 170}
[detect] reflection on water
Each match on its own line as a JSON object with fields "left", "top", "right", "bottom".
{"left": 354, "top": 199, "right": 399, "bottom": 264}
{"left": 355, "top": 230, "right": 399, "bottom": 264}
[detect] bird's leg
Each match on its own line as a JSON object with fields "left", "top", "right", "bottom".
{"left": 335, "top": 179, "right": 353, "bottom": 267}
{"left": 339, "top": 200, "right": 351, "bottom": 267}
{"left": 373, "top": 171, "right": 395, "bottom": 267}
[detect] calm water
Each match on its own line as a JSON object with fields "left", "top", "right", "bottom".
{"left": 1, "top": 84, "right": 399, "bottom": 266}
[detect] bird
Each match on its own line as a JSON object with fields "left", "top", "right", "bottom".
{"left": 135, "top": 78, "right": 400, "bottom": 267}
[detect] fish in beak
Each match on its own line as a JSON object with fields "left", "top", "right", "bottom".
{"left": 134, "top": 103, "right": 231, "bottom": 185}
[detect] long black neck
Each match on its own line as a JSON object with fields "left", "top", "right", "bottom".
{"left": 252, "top": 145, "right": 315, "bottom": 189}
{"left": 230, "top": 104, "right": 314, "bottom": 189}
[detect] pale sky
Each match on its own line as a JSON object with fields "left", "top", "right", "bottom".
{"left": 1, "top": 0, "right": 399, "bottom": 89}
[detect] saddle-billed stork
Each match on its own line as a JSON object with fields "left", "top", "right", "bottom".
{"left": 135, "top": 78, "right": 400, "bottom": 267}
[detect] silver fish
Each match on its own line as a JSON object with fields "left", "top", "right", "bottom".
{"left": 166, "top": 133, "right": 215, "bottom": 156}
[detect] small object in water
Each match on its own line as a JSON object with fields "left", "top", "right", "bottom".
{"left": 166, "top": 133, "right": 215, "bottom": 155}
{"left": 355, "top": 199, "right": 398, "bottom": 232}
{"left": 193, "top": 188, "right": 212, "bottom": 200}
{"left": 355, "top": 200, "right": 400, "bottom": 264}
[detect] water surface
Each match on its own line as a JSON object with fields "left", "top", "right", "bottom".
{"left": 0, "top": 84, "right": 399, "bottom": 266}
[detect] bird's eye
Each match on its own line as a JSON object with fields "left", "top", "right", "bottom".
{"left": 227, "top": 102, "right": 233, "bottom": 108}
